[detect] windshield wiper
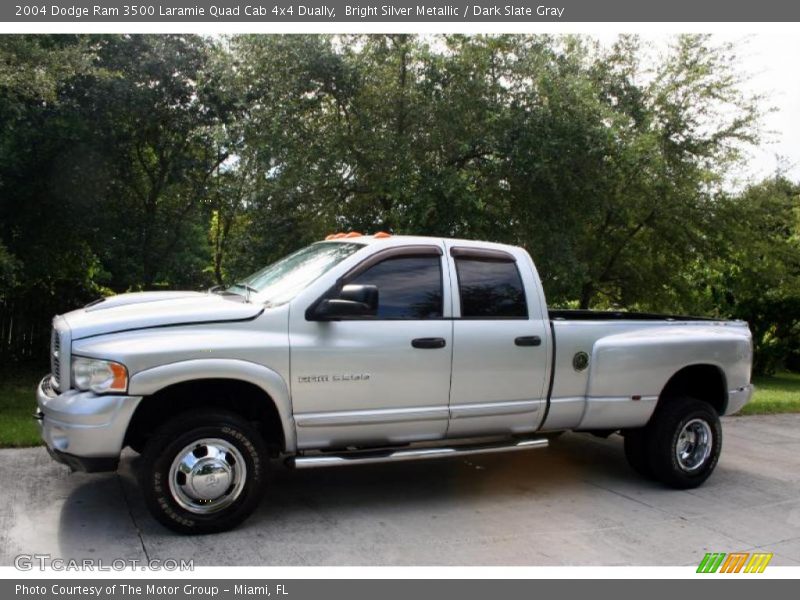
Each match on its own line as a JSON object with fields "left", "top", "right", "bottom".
{"left": 229, "top": 282, "right": 258, "bottom": 303}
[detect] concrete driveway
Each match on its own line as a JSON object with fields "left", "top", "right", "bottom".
{"left": 1, "top": 414, "right": 799, "bottom": 566}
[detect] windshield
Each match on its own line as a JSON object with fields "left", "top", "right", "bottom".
{"left": 229, "top": 242, "right": 364, "bottom": 306}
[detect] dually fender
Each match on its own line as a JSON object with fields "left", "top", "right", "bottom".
{"left": 128, "top": 358, "right": 296, "bottom": 452}
{"left": 577, "top": 326, "right": 749, "bottom": 429}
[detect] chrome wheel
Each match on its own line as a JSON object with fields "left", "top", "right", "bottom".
{"left": 675, "top": 418, "right": 713, "bottom": 472}
{"left": 168, "top": 438, "right": 247, "bottom": 514}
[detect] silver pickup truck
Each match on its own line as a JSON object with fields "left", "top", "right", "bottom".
{"left": 36, "top": 234, "right": 753, "bottom": 533}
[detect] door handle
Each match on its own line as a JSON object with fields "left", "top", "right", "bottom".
{"left": 411, "top": 337, "right": 447, "bottom": 349}
{"left": 515, "top": 336, "right": 541, "bottom": 347}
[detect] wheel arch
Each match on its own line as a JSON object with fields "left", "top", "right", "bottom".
{"left": 126, "top": 359, "right": 295, "bottom": 453}
{"left": 656, "top": 363, "right": 728, "bottom": 416}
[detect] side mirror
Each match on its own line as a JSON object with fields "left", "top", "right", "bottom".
{"left": 339, "top": 284, "right": 378, "bottom": 309}
{"left": 307, "top": 284, "right": 379, "bottom": 321}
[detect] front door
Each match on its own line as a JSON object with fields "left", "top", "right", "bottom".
{"left": 290, "top": 244, "right": 454, "bottom": 449}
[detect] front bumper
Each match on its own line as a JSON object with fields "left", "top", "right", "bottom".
{"left": 36, "top": 376, "right": 142, "bottom": 472}
{"left": 725, "top": 383, "right": 755, "bottom": 415}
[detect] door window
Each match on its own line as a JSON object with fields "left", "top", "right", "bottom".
{"left": 455, "top": 258, "right": 528, "bottom": 318}
{"left": 345, "top": 256, "right": 443, "bottom": 319}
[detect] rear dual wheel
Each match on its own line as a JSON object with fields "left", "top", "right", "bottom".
{"left": 624, "top": 396, "right": 722, "bottom": 489}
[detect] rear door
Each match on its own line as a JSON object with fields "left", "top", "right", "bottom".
{"left": 445, "top": 244, "right": 550, "bottom": 437}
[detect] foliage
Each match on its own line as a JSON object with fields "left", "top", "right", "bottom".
{"left": 688, "top": 177, "right": 800, "bottom": 374}
{"left": 0, "top": 34, "right": 796, "bottom": 373}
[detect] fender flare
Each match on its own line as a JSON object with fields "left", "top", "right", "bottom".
{"left": 128, "top": 358, "right": 296, "bottom": 452}
{"left": 655, "top": 362, "right": 729, "bottom": 415}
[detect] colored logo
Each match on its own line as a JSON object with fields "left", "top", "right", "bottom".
{"left": 697, "top": 552, "right": 773, "bottom": 573}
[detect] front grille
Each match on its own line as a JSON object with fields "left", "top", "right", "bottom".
{"left": 51, "top": 327, "right": 61, "bottom": 389}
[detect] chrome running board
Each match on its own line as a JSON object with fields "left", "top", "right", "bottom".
{"left": 289, "top": 438, "right": 548, "bottom": 469}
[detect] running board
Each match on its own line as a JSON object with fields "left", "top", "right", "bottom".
{"left": 288, "top": 438, "right": 548, "bottom": 469}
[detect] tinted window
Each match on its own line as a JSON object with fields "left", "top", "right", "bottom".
{"left": 456, "top": 258, "right": 527, "bottom": 318}
{"left": 346, "top": 256, "right": 443, "bottom": 319}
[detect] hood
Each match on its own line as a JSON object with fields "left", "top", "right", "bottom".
{"left": 63, "top": 291, "right": 264, "bottom": 340}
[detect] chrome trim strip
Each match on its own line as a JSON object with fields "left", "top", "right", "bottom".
{"left": 295, "top": 405, "right": 449, "bottom": 428}
{"left": 585, "top": 395, "right": 659, "bottom": 403}
{"left": 549, "top": 396, "right": 585, "bottom": 403}
{"left": 298, "top": 400, "right": 545, "bottom": 428}
{"left": 290, "top": 438, "right": 548, "bottom": 469}
{"left": 449, "top": 399, "right": 541, "bottom": 419}
{"left": 548, "top": 395, "right": 659, "bottom": 403}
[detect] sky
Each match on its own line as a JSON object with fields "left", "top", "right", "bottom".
{"left": 598, "top": 33, "right": 800, "bottom": 187}
{"left": 723, "top": 33, "right": 800, "bottom": 184}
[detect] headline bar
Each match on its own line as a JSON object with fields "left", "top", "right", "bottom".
{"left": 3, "top": 0, "right": 800, "bottom": 22}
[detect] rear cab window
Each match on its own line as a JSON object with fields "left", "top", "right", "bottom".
{"left": 453, "top": 250, "right": 528, "bottom": 319}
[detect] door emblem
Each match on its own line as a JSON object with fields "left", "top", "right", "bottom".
{"left": 298, "top": 373, "right": 371, "bottom": 384}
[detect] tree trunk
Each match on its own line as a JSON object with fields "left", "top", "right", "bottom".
{"left": 579, "top": 282, "right": 594, "bottom": 310}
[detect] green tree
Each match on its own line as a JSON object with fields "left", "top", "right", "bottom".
{"left": 81, "top": 35, "right": 229, "bottom": 290}
{"left": 694, "top": 176, "right": 800, "bottom": 374}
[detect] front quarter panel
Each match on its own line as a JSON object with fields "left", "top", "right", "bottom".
{"left": 71, "top": 305, "right": 296, "bottom": 451}
{"left": 128, "top": 358, "right": 295, "bottom": 452}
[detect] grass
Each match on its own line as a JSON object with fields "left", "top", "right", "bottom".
{"left": 0, "top": 367, "right": 798, "bottom": 448}
{"left": 743, "top": 371, "right": 800, "bottom": 415}
{"left": 0, "top": 366, "right": 46, "bottom": 448}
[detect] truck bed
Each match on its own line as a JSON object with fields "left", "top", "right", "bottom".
{"left": 549, "top": 309, "right": 717, "bottom": 322}
{"left": 541, "top": 313, "right": 752, "bottom": 432}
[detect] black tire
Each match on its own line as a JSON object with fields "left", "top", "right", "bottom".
{"left": 139, "top": 409, "right": 267, "bottom": 534}
{"left": 646, "top": 396, "right": 722, "bottom": 489}
{"left": 623, "top": 429, "right": 655, "bottom": 480}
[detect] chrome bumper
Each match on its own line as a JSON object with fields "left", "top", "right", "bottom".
{"left": 36, "top": 376, "right": 142, "bottom": 470}
{"left": 725, "top": 384, "right": 754, "bottom": 415}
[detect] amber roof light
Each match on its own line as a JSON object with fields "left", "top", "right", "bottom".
{"left": 325, "top": 231, "right": 391, "bottom": 240}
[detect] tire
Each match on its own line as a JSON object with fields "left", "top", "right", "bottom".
{"left": 623, "top": 429, "right": 655, "bottom": 480}
{"left": 127, "top": 439, "right": 145, "bottom": 454}
{"left": 646, "top": 396, "right": 722, "bottom": 489}
{"left": 139, "top": 409, "right": 267, "bottom": 534}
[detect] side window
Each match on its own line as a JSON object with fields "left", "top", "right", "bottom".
{"left": 455, "top": 258, "right": 528, "bottom": 319}
{"left": 346, "top": 256, "right": 443, "bottom": 319}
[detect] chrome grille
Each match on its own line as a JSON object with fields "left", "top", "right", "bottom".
{"left": 51, "top": 327, "right": 61, "bottom": 389}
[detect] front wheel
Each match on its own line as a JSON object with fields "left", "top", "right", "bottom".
{"left": 646, "top": 396, "right": 722, "bottom": 489}
{"left": 139, "top": 409, "right": 267, "bottom": 534}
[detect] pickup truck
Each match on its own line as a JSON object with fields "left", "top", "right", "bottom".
{"left": 36, "top": 234, "right": 754, "bottom": 534}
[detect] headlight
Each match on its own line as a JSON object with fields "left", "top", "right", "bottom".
{"left": 71, "top": 357, "right": 128, "bottom": 394}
